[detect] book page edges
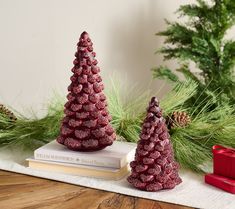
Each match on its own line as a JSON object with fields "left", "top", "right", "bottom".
{"left": 27, "top": 159, "right": 130, "bottom": 181}
{"left": 120, "top": 148, "right": 136, "bottom": 168}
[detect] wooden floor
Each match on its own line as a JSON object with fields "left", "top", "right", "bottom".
{"left": 0, "top": 170, "right": 194, "bottom": 209}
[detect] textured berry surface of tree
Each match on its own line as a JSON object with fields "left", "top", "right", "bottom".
{"left": 57, "top": 31, "right": 116, "bottom": 151}
{"left": 127, "top": 97, "right": 182, "bottom": 191}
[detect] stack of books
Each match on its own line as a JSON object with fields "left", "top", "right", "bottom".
{"left": 27, "top": 140, "right": 136, "bottom": 180}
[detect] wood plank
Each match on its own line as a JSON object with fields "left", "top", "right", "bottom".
{"left": 0, "top": 170, "right": 194, "bottom": 209}
{"left": 135, "top": 198, "right": 191, "bottom": 209}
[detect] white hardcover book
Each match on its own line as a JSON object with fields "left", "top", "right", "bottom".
{"left": 34, "top": 140, "right": 136, "bottom": 169}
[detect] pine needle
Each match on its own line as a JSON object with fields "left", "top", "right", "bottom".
{"left": 0, "top": 96, "right": 64, "bottom": 150}
{"left": 161, "top": 79, "right": 198, "bottom": 114}
{"left": 105, "top": 78, "right": 151, "bottom": 142}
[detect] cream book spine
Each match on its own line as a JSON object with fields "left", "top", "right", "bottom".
{"left": 34, "top": 150, "right": 120, "bottom": 168}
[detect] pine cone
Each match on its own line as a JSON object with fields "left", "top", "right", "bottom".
{"left": 127, "top": 97, "right": 182, "bottom": 192}
{"left": 0, "top": 104, "right": 17, "bottom": 121}
{"left": 56, "top": 31, "right": 116, "bottom": 152}
{"left": 166, "top": 111, "right": 191, "bottom": 129}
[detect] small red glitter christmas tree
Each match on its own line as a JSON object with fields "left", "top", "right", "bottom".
{"left": 57, "top": 31, "right": 116, "bottom": 151}
{"left": 127, "top": 97, "right": 182, "bottom": 191}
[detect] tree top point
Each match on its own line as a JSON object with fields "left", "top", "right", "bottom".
{"left": 80, "top": 31, "right": 89, "bottom": 39}
{"left": 150, "top": 97, "right": 159, "bottom": 106}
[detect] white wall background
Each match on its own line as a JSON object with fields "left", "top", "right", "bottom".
{"left": 0, "top": 0, "right": 233, "bottom": 115}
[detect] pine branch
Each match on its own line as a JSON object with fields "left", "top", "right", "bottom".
{"left": 178, "top": 0, "right": 210, "bottom": 19}
{"left": 176, "top": 65, "right": 202, "bottom": 85}
{"left": 159, "top": 47, "right": 194, "bottom": 61}
{"left": 155, "top": 0, "right": 235, "bottom": 105}
{"left": 222, "top": 40, "right": 235, "bottom": 72}
{"left": 152, "top": 66, "right": 179, "bottom": 82}
{"left": 158, "top": 22, "right": 196, "bottom": 46}
{"left": 161, "top": 80, "right": 198, "bottom": 115}
{"left": 170, "top": 97, "right": 235, "bottom": 172}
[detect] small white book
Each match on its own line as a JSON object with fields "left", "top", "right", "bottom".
{"left": 34, "top": 140, "right": 136, "bottom": 169}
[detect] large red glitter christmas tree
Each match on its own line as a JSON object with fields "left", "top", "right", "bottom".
{"left": 57, "top": 31, "right": 116, "bottom": 151}
{"left": 127, "top": 97, "right": 182, "bottom": 191}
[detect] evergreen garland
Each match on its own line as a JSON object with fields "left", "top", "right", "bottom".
{"left": 0, "top": 96, "right": 64, "bottom": 149}
{"left": 1, "top": 79, "right": 235, "bottom": 172}
{"left": 152, "top": 0, "right": 235, "bottom": 107}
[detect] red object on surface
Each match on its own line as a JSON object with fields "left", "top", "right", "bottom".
{"left": 127, "top": 97, "right": 182, "bottom": 192}
{"left": 57, "top": 31, "right": 116, "bottom": 151}
{"left": 205, "top": 173, "right": 235, "bottom": 194}
{"left": 213, "top": 145, "right": 235, "bottom": 179}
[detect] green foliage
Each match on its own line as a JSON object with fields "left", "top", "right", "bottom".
{"left": 152, "top": 66, "right": 179, "bottom": 82}
{"left": 153, "top": 0, "right": 235, "bottom": 105}
{"left": 0, "top": 96, "right": 64, "bottom": 150}
{"left": 106, "top": 79, "right": 198, "bottom": 143}
{"left": 105, "top": 79, "right": 151, "bottom": 142}
{"left": 160, "top": 79, "right": 197, "bottom": 115}
{"left": 172, "top": 101, "right": 235, "bottom": 171}
{"left": 2, "top": 79, "right": 235, "bottom": 172}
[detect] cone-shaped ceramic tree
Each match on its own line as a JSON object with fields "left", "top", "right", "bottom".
{"left": 127, "top": 97, "right": 182, "bottom": 191}
{"left": 57, "top": 31, "right": 116, "bottom": 151}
